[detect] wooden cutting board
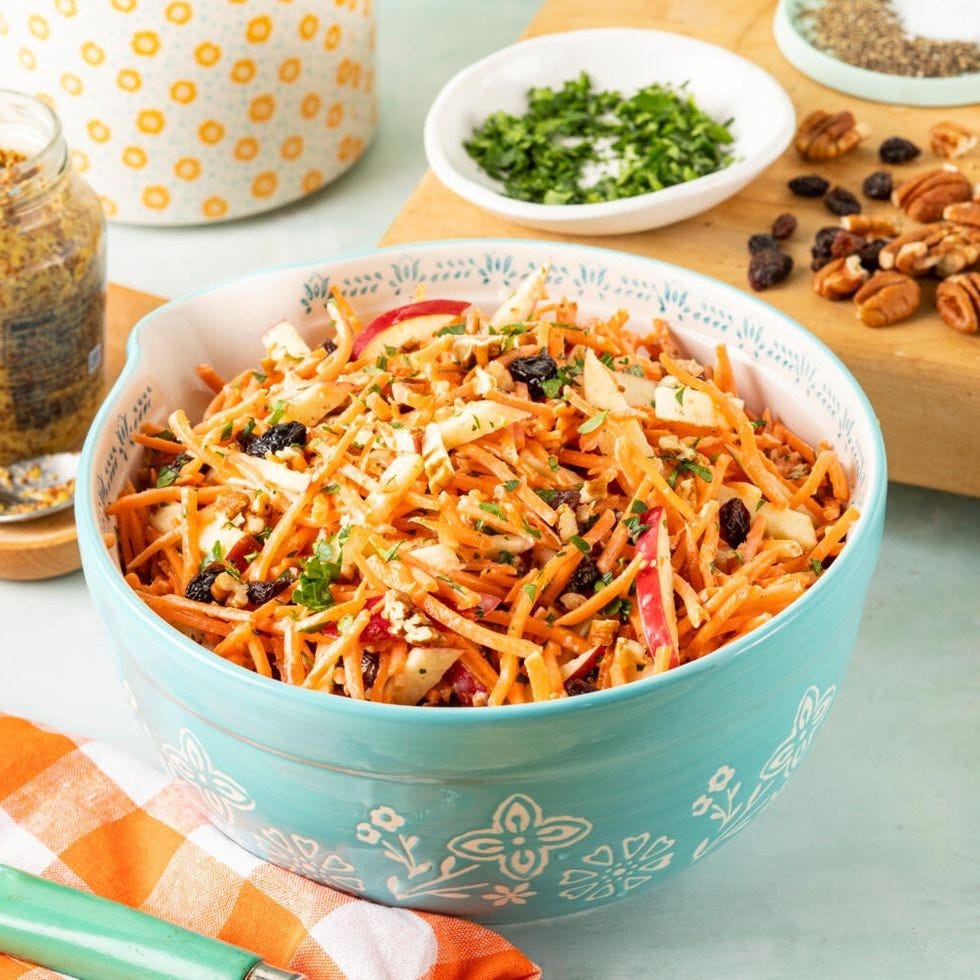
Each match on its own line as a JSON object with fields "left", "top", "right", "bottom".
{"left": 381, "top": 0, "right": 980, "bottom": 497}
{"left": 0, "top": 284, "right": 165, "bottom": 580}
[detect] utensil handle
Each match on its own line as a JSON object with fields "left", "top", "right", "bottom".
{"left": 0, "top": 865, "right": 271, "bottom": 980}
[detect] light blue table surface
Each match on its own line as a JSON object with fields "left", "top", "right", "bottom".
{"left": 1, "top": 2, "right": 978, "bottom": 978}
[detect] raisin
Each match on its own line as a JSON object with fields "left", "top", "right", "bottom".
{"left": 787, "top": 174, "right": 829, "bottom": 198}
{"left": 507, "top": 352, "right": 558, "bottom": 401}
{"left": 810, "top": 226, "right": 842, "bottom": 270}
{"left": 566, "top": 556, "right": 601, "bottom": 596}
{"left": 771, "top": 213, "right": 797, "bottom": 240}
{"left": 321, "top": 338, "right": 337, "bottom": 354}
{"left": 719, "top": 497, "right": 752, "bottom": 548}
{"left": 862, "top": 171, "right": 893, "bottom": 200}
{"left": 185, "top": 564, "right": 223, "bottom": 603}
{"left": 565, "top": 676, "right": 596, "bottom": 697}
{"left": 747, "top": 249, "right": 793, "bottom": 291}
{"left": 748, "top": 233, "right": 779, "bottom": 254}
{"left": 824, "top": 186, "right": 861, "bottom": 216}
{"left": 830, "top": 230, "right": 865, "bottom": 259}
{"left": 549, "top": 488, "right": 581, "bottom": 509}
{"left": 246, "top": 578, "right": 290, "bottom": 606}
{"left": 239, "top": 421, "right": 307, "bottom": 457}
{"left": 879, "top": 137, "right": 920, "bottom": 164}
{"left": 857, "top": 238, "right": 888, "bottom": 272}
{"left": 361, "top": 652, "right": 379, "bottom": 689}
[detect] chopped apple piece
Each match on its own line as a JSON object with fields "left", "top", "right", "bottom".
{"left": 653, "top": 377, "right": 725, "bottom": 428}
{"left": 233, "top": 453, "right": 312, "bottom": 495}
{"left": 408, "top": 542, "right": 462, "bottom": 573}
{"left": 583, "top": 350, "right": 654, "bottom": 457}
{"left": 489, "top": 261, "right": 549, "bottom": 328}
{"left": 261, "top": 319, "right": 311, "bottom": 360}
{"left": 421, "top": 423, "right": 454, "bottom": 491}
{"left": 364, "top": 453, "right": 424, "bottom": 523}
{"left": 198, "top": 511, "right": 245, "bottom": 560}
{"left": 148, "top": 501, "right": 181, "bottom": 534}
{"left": 352, "top": 300, "right": 469, "bottom": 360}
{"left": 760, "top": 504, "right": 817, "bottom": 550}
{"left": 387, "top": 646, "right": 463, "bottom": 705}
{"left": 614, "top": 370, "right": 660, "bottom": 407}
{"left": 436, "top": 400, "right": 530, "bottom": 448}
{"left": 634, "top": 506, "right": 679, "bottom": 661}
{"left": 277, "top": 381, "right": 350, "bottom": 427}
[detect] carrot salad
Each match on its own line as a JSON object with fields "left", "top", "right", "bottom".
{"left": 108, "top": 263, "right": 858, "bottom": 707}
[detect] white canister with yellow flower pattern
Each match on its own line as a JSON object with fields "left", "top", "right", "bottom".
{"left": 0, "top": 1, "right": 376, "bottom": 224}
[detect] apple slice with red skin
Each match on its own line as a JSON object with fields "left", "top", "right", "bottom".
{"left": 634, "top": 506, "right": 679, "bottom": 667}
{"left": 352, "top": 299, "right": 470, "bottom": 360}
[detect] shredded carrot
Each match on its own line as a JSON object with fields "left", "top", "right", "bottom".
{"left": 111, "top": 266, "right": 857, "bottom": 706}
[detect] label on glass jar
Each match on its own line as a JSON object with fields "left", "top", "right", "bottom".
{"left": 0, "top": 289, "right": 103, "bottom": 431}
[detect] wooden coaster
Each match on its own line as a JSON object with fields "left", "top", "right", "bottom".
{"left": 0, "top": 284, "right": 166, "bottom": 581}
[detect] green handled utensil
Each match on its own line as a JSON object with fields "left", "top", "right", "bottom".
{"left": 0, "top": 865, "right": 305, "bottom": 980}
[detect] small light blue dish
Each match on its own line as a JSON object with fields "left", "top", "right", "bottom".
{"left": 77, "top": 240, "right": 887, "bottom": 924}
{"left": 774, "top": 0, "right": 980, "bottom": 107}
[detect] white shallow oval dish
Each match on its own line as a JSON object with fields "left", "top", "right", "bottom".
{"left": 773, "top": 0, "right": 980, "bottom": 108}
{"left": 424, "top": 28, "right": 796, "bottom": 236}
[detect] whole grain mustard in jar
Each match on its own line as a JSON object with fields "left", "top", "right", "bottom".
{"left": 0, "top": 90, "right": 106, "bottom": 467}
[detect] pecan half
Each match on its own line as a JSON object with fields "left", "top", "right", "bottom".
{"left": 853, "top": 271, "right": 921, "bottom": 328}
{"left": 891, "top": 166, "right": 972, "bottom": 223}
{"left": 930, "top": 121, "right": 978, "bottom": 160}
{"left": 936, "top": 273, "right": 980, "bottom": 334}
{"left": 943, "top": 201, "right": 980, "bottom": 229}
{"left": 841, "top": 214, "right": 900, "bottom": 237}
{"left": 878, "top": 223, "right": 980, "bottom": 278}
{"left": 813, "top": 255, "right": 868, "bottom": 299}
{"left": 794, "top": 110, "right": 869, "bottom": 161}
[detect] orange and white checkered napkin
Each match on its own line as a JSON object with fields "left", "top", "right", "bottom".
{"left": 0, "top": 716, "right": 539, "bottom": 980}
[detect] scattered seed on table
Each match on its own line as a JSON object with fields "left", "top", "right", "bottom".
{"left": 879, "top": 137, "right": 921, "bottom": 164}
{"left": 748, "top": 249, "right": 793, "bottom": 291}
{"left": 771, "top": 213, "right": 797, "bottom": 239}
{"left": 858, "top": 238, "right": 888, "bottom": 272}
{"left": 748, "top": 233, "right": 780, "bottom": 254}
{"left": 788, "top": 174, "right": 830, "bottom": 197}
{"left": 825, "top": 186, "right": 861, "bottom": 216}
{"left": 862, "top": 171, "right": 893, "bottom": 200}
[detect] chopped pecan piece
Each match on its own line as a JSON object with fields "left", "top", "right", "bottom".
{"left": 813, "top": 255, "right": 868, "bottom": 299}
{"left": 936, "top": 273, "right": 980, "bottom": 334}
{"left": 878, "top": 223, "right": 980, "bottom": 278}
{"left": 794, "top": 110, "right": 869, "bottom": 161}
{"left": 853, "top": 271, "right": 921, "bottom": 328}
{"left": 841, "top": 214, "right": 900, "bottom": 237}
{"left": 891, "top": 165, "right": 972, "bottom": 223}
{"left": 943, "top": 201, "right": 980, "bottom": 228}
{"left": 930, "top": 121, "right": 978, "bottom": 160}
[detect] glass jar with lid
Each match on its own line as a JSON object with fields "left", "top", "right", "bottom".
{"left": 0, "top": 89, "right": 106, "bottom": 467}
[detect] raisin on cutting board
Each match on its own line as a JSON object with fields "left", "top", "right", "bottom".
{"left": 748, "top": 233, "right": 780, "bottom": 254}
{"left": 771, "top": 213, "right": 797, "bottom": 240}
{"left": 787, "top": 174, "right": 829, "bottom": 198}
{"left": 747, "top": 249, "right": 793, "bottom": 291}
{"left": 879, "top": 137, "right": 921, "bottom": 164}
{"left": 862, "top": 171, "right": 893, "bottom": 200}
{"left": 825, "top": 186, "right": 862, "bottom": 216}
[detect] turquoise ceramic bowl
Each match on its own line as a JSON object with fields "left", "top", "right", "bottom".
{"left": 77, "top": 240, "right": 886, "bottom": 924}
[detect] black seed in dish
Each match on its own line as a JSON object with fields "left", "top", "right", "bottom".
{"left": 719, "top": 497, "right": 752, "bottom": 548}
{"left": 566, "top": 556, "right": 601, "bottom": 596}
{"left": 185, "top": 564, "right": 223, "bottom": 603}
{"left": 507, "top": 352, "right": 559, "bottom": 400}
{"left": 239, "top": 421, "right": 308, "bottom": 457}
{"left": 246, "top": 578, "right": 290, "bottom": 606}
